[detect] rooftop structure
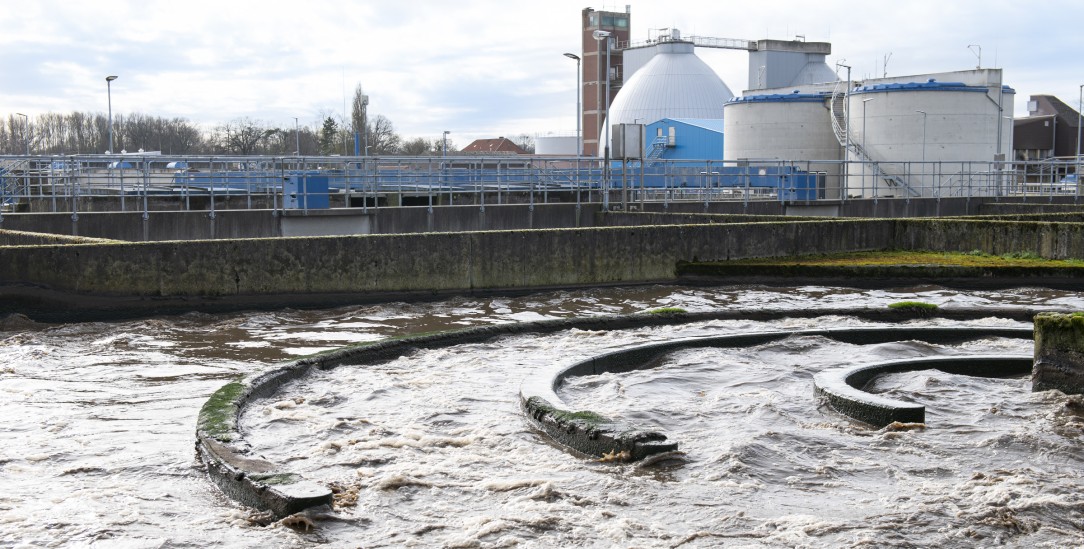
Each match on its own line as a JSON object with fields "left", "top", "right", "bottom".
{"left": 461, "top": 137, "right": 527, "bottom": 155}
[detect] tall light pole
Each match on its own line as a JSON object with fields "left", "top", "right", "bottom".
{"left": 294, "top": 117, "right": 300, "bottom": 156}
{"left": 15, "top": 112, "right": 28, "bottom": 155}
{"left": 1077, "top": 84, "right": 1082, "bottom": 195}
{"left": 862, "top": 97, "right": 874, "bottom": 193}
{"left": 563, "top": 52, "right": 581, "bottom": 156}
{"left": 442, "top": 130, "right": 450, "bottom": 158}
{"left": 105, "top": 75, "right": 118, "bottom": 154}
{"left": 916, "top": 110, "right": 928, "bottom": 164}
{"left": 593, "top": 29, "right": 611, "bottom": 206}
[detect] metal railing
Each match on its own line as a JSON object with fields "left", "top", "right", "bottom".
{"left": 0, "top": 154, "right": 1080, "bottom": 217}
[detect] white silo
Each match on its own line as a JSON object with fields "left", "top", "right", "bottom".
{"left": 845, "top": 78, "right": 1015, "bottom": 198}
{"left": 724, "top": 91, "right": 843, "bottom": 198}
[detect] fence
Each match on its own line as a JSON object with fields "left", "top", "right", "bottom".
{"left": 1, "top": 155, "right": 1081, "bottom": 217}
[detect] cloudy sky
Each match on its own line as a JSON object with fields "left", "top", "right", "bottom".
{"left": 2, "top": 0, "right": 1080, "bottom": 145}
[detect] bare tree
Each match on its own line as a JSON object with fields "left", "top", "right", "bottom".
{"left": 399, "top": 137, "right": 432, "bottom": 156}
{"left": 512, "top": 133, "right": 535, "bottom": 154}
{"left": 220, "top": 117, "right": 275, "bottom": 155}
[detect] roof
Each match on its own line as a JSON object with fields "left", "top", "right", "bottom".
{"left": 1028, "top": 95, "right": 1081, "bottom": 127}
{"left": 852, "top": 80, "right": 1012, "bottom": 95}
{"left": 727, "top": 91, "right": 830, "bottom": 105}
{"left": 461, "top": 137, "right": 526, "bottom": 154}
{"left": 652, "top": 118, "right": 724, "bottom": 133}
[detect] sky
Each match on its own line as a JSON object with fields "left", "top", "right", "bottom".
{"left": 2, "top": 0, "right": 1081, "bottom": 146}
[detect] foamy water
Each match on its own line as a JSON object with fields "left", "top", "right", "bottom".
{"left": 0, "top": 285, "right": 1082, "bottom": 547}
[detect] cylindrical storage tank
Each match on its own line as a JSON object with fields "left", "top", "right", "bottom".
{"left": 535, "top": 135, "right": 579, "bottom": 155}
{"left": 845, "top": 80, "right": 1016, "bottom": 198}
{"left": 724, "top": 91, "right": 842, "bottom": 198}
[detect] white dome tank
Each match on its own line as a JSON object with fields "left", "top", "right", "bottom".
{"left": 724, "top": 91, "right": 842, "bottom": 198}
{"left": 601, "top": 41, "right": 733, "bottom": 156}
{"left": 846, "top": 80, "right": 1016, "bottom": 198}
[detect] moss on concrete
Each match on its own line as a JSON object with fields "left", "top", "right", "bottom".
{"left": 647, "top": 307, "right": 687, "bottom": 315}
{"left": 888, "top": 301, "right": 939, "bottom": 312}
{"left": 197, "top": 381, "right": 245, "bottom": 442}
{"left": 1034, "top": 312, "right": 1084, "bottom": 354}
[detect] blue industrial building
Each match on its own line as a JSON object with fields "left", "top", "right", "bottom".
{"left": 644, "top": 118, "right": 724, "bottom": 162}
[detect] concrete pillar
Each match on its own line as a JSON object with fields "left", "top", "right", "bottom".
{"left": 1033, "top": 312, "right": 1084, "bottom": 394}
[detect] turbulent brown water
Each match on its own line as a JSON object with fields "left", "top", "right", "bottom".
{"left": 2, "top": 285, "right": 1083, "bottom": 547}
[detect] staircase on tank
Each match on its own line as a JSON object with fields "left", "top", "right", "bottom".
{"left": 829, "top": 88, "right": 920, "bottom": 198}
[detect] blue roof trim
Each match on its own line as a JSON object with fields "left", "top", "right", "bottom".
{"left": 852, "top": 80, "right": 988, "bottom": 94}
{"left": 726, "top": 91, "right": 830, "bottom": 105}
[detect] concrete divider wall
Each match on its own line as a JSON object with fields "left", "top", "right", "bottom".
{"left": 0, "top": 229, "right": 117, "bottom": 246}
{"left": 0, "top": 220, "right": 897, "bottom": 298}
{"left": 0, "top": 203, "right": 596, "bottom": 241}
{"left": 2, "top": 218, "right": 1083, "bottom": 307}
{"left": 896, "top": 219, "right": 1084, "bottom": 259}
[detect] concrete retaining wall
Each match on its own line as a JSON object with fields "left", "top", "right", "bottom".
{"left": 2, "top": 217, "right": 1082, "bottom": 317}
{"left": 0, "top": 203, "right": 596, "bottom": 241}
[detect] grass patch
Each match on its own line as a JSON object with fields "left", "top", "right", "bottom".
{"left": 695, "top": 250, "right": 1084, "bottom": 268}
{"left": 888, "top": 301, "right": 939, "bottom": 312}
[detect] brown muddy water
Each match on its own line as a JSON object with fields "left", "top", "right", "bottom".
{"left": 1, "top": 285, "right": 1083, "bottom": 547}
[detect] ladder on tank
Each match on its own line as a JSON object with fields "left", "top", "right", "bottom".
{"left": 829, "top": 84, "right": 920, "bottom": 197}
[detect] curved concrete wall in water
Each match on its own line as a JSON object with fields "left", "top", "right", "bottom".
{"left": 196, "top": 308, "right": 1040, "bottom": 518}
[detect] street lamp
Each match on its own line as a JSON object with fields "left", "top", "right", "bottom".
{"left": 1077, "top": 84, "right": 1082, "bottom": 196}
{"left": 915, "top": 110, "right": 927, "bottom": 164}
{"left": 442, "top": 130, "right": 450, "bottom": 158}
{"left": 294, "top": 117, "right": 300, "bottom": 156}
{"left": 14, "top": 112, "right": 28, "bottom": 155}
{"left": 862, "top": 97, "right": 874, "bottom": 193}
{"left": 106, "top": 75, "right": 118, "bottom": 154}
{"left": 563, "top": 52, "right": 581, "bottom": 156}
{"left": 593, "top": 29, "right": 611, "bottom": 206}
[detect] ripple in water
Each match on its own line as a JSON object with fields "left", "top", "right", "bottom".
{"left": 1, "top": 285, "right": 1083, "bottom": 547}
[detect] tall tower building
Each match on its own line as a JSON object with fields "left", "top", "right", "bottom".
{"left": 581, "top": 7, "right": 630, "bottom": 157}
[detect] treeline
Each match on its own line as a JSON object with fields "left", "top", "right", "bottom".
{"left": 2, "top": 84, "right": 535, "bottom": 157}
{"left": 0, "top": 111, "right": 454, "bottom": 157}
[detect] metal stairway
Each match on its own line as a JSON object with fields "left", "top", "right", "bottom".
{"left": 829, "top": 84, "right": 920, "bottom": 197}
{"left": 0, "top": 158, "right": 29, "bottom": 209}
{"left": 646, "top": 136, "right": 669, "bottom": 166}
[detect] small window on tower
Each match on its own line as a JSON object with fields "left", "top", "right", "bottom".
{"left": 615, "top": 16, "right": 628, "bottom": 28}
{"left": 601, "top": 14, "right": 614, "bottom": 26}
{"left": 588, "top": 13, "right": 598, "bottom": 26}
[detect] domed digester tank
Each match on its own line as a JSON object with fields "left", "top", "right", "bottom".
{"left": 601, "top": 40, "right": 733, "bottom": 155}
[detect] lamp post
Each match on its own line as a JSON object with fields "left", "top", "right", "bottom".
{"left": 915, "top": 110, "right": 927, "bottom": 164}
{"left": 442, "top": 130, "right": 450, "bottom": 158}
{"left": 1077, "top": 84, "right": 1082, "bottom": 196}
{"left": 15, "top": 112, "right": 28, "bottom": 155}
{"left": 593, "top": 29, "right": 611, "bottom": 207}
{"left": 862, "top": 97, "right": 874, "bottom": 193}
{"left": 106, "top": 75, "right": 118, "bottom": 154}
{"left": 294, "top": 117, "right": 300, "bottom": 156}
{"left": 563, "top": 52, "right": 581, "bottom": 156}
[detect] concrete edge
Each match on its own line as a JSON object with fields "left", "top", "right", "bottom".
{"left": 520, "top": 327, "right": 1033, "bottom": 461}
{"left": 813, "top": 355, "right": 1034, "bottom": 427}
{"left": 195, "top": 309, "right": 1039, "bottom": 515}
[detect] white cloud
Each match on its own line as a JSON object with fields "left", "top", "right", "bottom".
{"left": 0, "top": 0, "right": 1080, "bottom": 144}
